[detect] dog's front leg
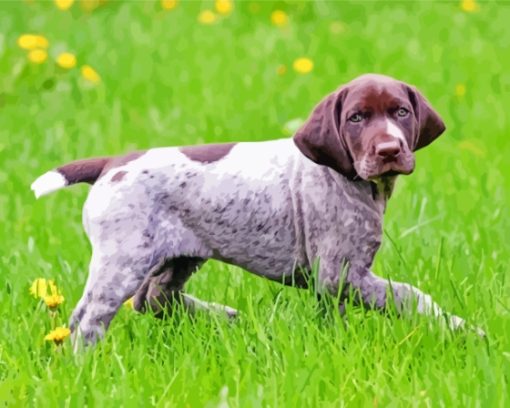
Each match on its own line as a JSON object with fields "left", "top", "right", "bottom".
{"left": 319, "top": 260, "right": 483, "bottom": 335}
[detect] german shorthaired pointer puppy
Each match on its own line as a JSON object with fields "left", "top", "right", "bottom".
{"left": 31, "top": 74, "right": 481, "bottom": 346}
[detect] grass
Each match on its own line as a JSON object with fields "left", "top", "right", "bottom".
{"left": 0, "top": 0, "right": 509, "bottom": 406}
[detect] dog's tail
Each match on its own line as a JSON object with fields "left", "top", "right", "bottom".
{"left": 31, "top": 157, "right": 110, "bottom": 199}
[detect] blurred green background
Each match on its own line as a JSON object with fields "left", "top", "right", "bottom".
{"left": 0, "top": 0, "right": 509, "bottom": 406}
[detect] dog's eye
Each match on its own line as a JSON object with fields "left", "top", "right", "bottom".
{"left": 397, "top": 108, "right": 409, "bottom": 117}
{"left": 348, "top": 113, "right": 363, "bottom": 123}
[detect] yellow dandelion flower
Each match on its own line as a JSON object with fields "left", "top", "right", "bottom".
{"left": 293, "top": 57, "right": 314, "bottom": 74}
{"left": 30, "top": 278, "right": 59, "bottom": 299}
{"left": 81, "top": 64, "right": 101, "bottom": 83}
{"left": 215, "top": 0, "right": 233, "bottom": 16}
{"left": 123, "top": 297, "right": 134, "bottom": 309}
{"left": 44, "top": 327, "right": 71, "bottom": 344}
{"left": 455, "top": 83, "right": 466, "bottom": 97}
{"left": 198, "top": 10, "right": 217, "bottom": 25}
{"left": 271, "top": 10, "right": 288, "bottom": 27}
{"left": 460, "top": 0, "right": 479, "bottom": 12}
{"left": 161, "top": 0, "right": 177, "bottom": 10}
{"left": 27, "top": 49, "right": 48, "bottom": 64}
{"left": 276, "top": 64, "right": 287, "bottom": 76}
{"left": 17, "top": 34, "right": 49, "bottom": 50}
{"left": 56, "top": 52, "right": 77, "bottom": 69}
{"left": 54, "top": 0, "right": 74, "bottom": 10}
{"left": 44, "top": 294, "right": 65, "bottom": 309}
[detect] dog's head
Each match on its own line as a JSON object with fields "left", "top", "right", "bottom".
{"left": 294, "top": 74, "right": 445, "bottom": 180}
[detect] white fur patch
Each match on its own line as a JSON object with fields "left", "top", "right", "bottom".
{"left": 386, "top": 119, "right": 406, "bottom": 143}
{"left": 31, "top": 171, "right": 67, "bottom": 199}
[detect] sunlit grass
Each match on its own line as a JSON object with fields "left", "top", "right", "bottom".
{"left": 0, "top": 1, "right": 508, "bottom": 405}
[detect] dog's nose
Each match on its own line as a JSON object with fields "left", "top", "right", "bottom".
{"left": 375, "top": 140, "right": 401, "bottom": 158}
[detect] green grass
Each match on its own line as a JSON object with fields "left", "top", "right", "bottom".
{"left": 1, "top": 0, "right": 509, "bottom": 406}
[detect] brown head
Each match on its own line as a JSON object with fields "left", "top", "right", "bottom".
{"left": 293, "top": 74, "right": 445, "bottom": 180}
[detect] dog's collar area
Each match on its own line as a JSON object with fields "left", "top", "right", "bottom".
{"left": 369, "top": 176, "right": 397, "bottom": 203}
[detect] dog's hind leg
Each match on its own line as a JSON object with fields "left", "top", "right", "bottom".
{"left": 133, "top": 257, "right": 238, "bottom": 319}
{"left": 180, "top": 293, "right": 238, "bottom": 318}
{"left": 132, "top": 257, "right": 201, "bottom": 316}
{"left": 70, "top": 246, "right": 164, "bottom": 348}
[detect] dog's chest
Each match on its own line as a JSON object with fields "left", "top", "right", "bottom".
{"left": 295, "top": 164, "right": 384, "bottom": 267}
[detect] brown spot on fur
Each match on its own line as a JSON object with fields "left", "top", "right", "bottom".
{"left": 111, "top": 171, "right": 127, "bottom": 182}
{"left": 100, "top": 151, "right": 144, "bottom": 177}
{"left": 56, "top": 151, "right": 144, "bottom": 186}
{"left": 180, "top": 143, "right": 236, "bottom": 163}
{"left": 57, "top": 157, "right": 109, "bottom": 185}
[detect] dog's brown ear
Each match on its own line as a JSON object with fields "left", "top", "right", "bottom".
{"left": 406, "top": 85, "right": 446, "bottom": 150}
{"left": 293, "top": 87, "right": 355, "bottom": 178}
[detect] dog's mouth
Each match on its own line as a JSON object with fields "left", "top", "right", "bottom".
{"left": 379, "top": 169, "right": 401, "bottom": 177}
{"left": 354, "top": 154, "right": 415, "bottom": 180}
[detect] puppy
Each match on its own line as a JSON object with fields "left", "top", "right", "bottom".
{"left": 31, "top": 74, "right": 482, "bottom": 345}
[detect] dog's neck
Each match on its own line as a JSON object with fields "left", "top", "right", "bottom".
{"left": 369, "top": 176, "right": 397, "bottom": 208}
{"left": 325, "top": 167, "right": 396, "bottom": 216}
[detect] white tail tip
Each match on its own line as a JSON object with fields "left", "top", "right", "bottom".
{"left": 31, "top": 171, "right": 67, "bottom": 199}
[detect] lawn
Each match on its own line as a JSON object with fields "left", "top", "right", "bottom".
{"left": 0, "top": 0, "right": 509, "bottom": 406}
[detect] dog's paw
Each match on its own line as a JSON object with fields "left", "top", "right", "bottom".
{"left": 448, "top": 315, "right": 486, "bottom": 338}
